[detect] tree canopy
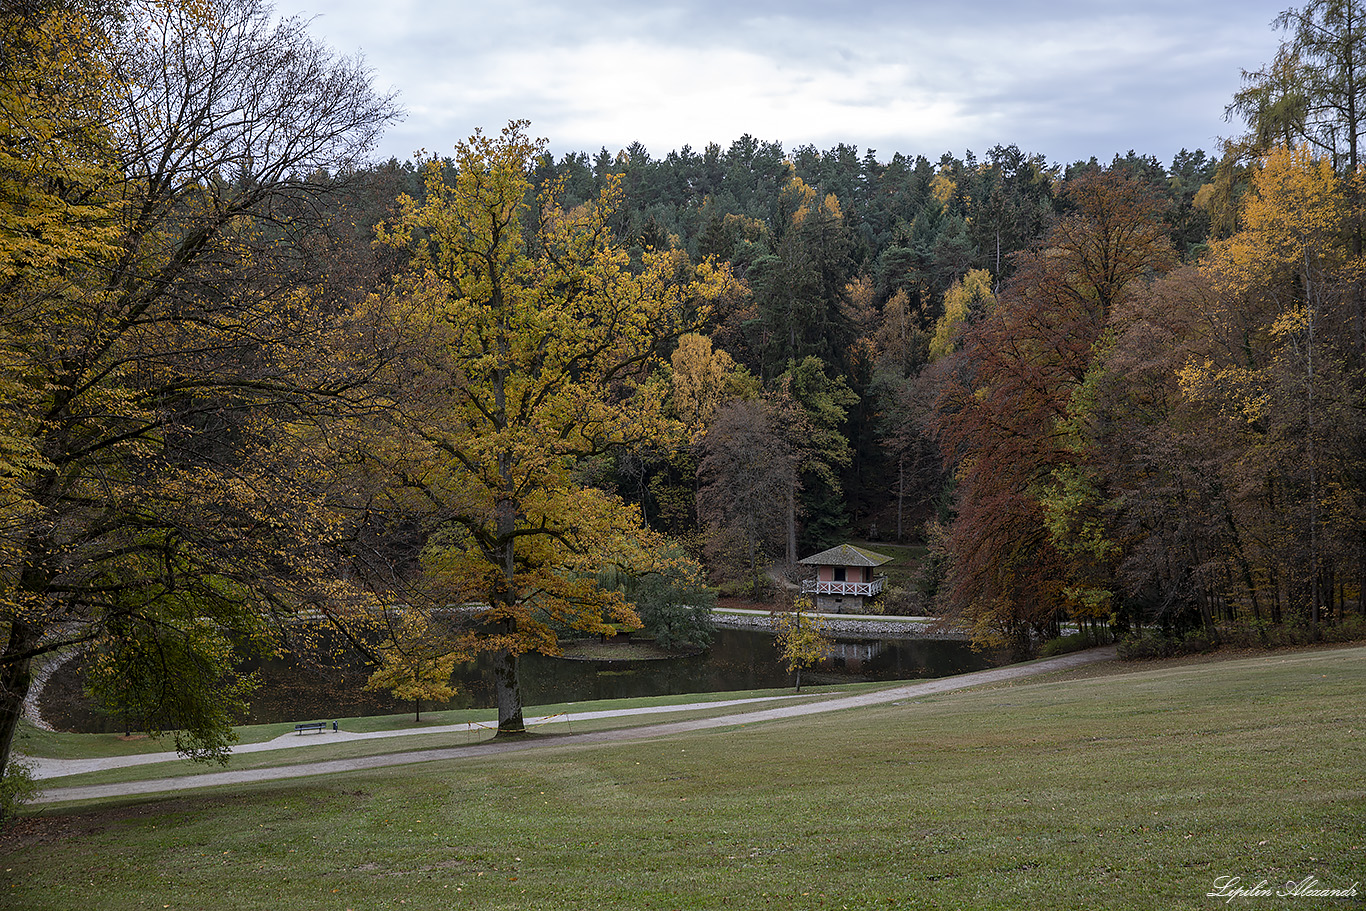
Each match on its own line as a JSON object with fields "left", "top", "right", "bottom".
{"left": 7, "top": 0, "right": 1362, "bottom": 816}
{"left": 363, "top": 122, "right": 730, "bottom": 732}
{"left": 0, "top": 0, "right": 399, "bottom": 794}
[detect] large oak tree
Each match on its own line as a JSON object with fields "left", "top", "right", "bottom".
{"left": 364, "top": 123, "right": 729, "bottom": 733}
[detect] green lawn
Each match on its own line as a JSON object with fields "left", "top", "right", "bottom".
{"left": 2, "top": 647, "right": 1363, "bottom": 910}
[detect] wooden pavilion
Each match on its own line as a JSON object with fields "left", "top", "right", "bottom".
{"left": 797, "top": 544, "right": 894, "bottom": 613}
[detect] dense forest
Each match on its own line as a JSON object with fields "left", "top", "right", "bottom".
{"left": 352, "top": 134, "right": 1219, "bottom": 577}
{"left": 2, "top": 0, "right": 1364, "bottom": 798}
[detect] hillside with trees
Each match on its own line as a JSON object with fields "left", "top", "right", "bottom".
{"left": 2, "top": 0, "right": 1364, "bottom": 808}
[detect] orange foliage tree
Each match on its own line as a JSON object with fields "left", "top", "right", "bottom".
{"left": 933, "top": 170, "right": 1173, "bottom": 652}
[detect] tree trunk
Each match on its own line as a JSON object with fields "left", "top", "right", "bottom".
{"left": 1360, "top": 551, "right": 1366, "bottom": 617}
{"left": 0, "top": 620, "right": 37, "bottom": 804}
{"left": 1269, "top": 563, "right": 1283, "bottom": 624}
{"left": 896, "top": 454, "right": 905, "bottom": 542}
{"left": 1198, "top": 589, "right": 1219, "bottom": 644}
{"left": 786, "top": 483, "right": 797, "bottom": 565}
{"left": 492, "top": 650, "right": 525, "bottom": 734}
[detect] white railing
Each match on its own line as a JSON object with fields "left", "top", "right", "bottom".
{"left": 800, "top": 577, "right": 886, "bottom": 597}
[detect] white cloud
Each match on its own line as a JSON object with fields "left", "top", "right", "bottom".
{"left": 276, "top": 0, "right": 1291, "bottom": 165}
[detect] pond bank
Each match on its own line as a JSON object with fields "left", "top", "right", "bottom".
{"left": 712, "top": 607, "right": 967, "bottom": 640}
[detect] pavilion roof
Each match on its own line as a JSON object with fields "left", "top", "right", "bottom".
{"left": 797, "top": 544, "right": 895, "bottom": 568}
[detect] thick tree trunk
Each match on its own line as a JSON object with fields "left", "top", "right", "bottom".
{"left": 1198, "top": 589, "right": 1219, "bottom": 644}
{"left": 493, "top": 650, "right": 525, "bottom": 734}
{"left": 0, "top": 620, "right": 37, "bottom": 801}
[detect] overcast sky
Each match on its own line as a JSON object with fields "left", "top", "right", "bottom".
{"left": 274, "top": 0, "right": 1294, "bottom": 168}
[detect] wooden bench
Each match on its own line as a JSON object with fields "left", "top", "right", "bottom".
{"left": 294, "top": 722, "right": 327, "bottom": 734}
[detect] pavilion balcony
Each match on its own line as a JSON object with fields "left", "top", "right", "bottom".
{"left": 800, "top": 577, "right": 887, "bottom": 598}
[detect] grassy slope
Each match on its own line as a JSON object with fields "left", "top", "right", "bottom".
{"left": 2, "top": 647, "right": 1363, "bottom": 911}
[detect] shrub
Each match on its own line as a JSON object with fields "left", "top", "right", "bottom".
{"left": 0, "top": 759, "right": 37, "bottom": 823}
{"left": 715, "top": 575, "right": 780, "bottom": 602}
{"left": 1117, "top": 629, "right": 1218, "bottom": 660}
{"left": 878, "top": 584, "right": 925, "bottom": 616}
{"left": 1323, "top": 613, "right": 1366, "bottom": 643}
{"left": 1039, "top": 631, "right": 1105, "bottom": 657}
{"left": 613, "top": 545, "right": 717, "bottom": 651}
{"left": 1211, "top": 615, "right": 1366, "bottom": 650}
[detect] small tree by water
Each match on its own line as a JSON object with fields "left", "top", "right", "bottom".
{"left": 363, "top": 614, "right": 464, "bottom": 721}
{"left": 771, "top": 598, "right": 831, "bottom": 693}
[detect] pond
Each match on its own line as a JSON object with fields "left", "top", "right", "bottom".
{"left": 39, "top": 627, "right": 998, "bottom": 734}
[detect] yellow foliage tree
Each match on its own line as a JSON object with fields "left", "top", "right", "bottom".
{"left": 0, "top": 0, "right": 399, "bottom": 800}
{"left": 370, "top": 122, "right": 729, "bottom": 733}
{"left": 929, "top": 268, "right": 995, "bottom": 361}
{"left": 670, "top": 333, "right": 756, "bottom": 439}
{"left": 363, "top": 613, "right": 464, "bottom": 722}
{"left": 1182, "top": 145, "right": 1354, "bottom": 625}
{"left": 770, "top": 597, "right": 830, "bottom": 693}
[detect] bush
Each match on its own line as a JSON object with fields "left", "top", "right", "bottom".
{"left": 1323, "top": 613, "right": 1366, "bottom": 642}
{"left": 0, "top": 759, "right": 37, "bottom": 823}
{"left": 1217, "top": 614, "right": 1366, "bottom": 648}
{"left": 1039, "top": 631, "right": 1107, "bottom": 657}
{"left": 715, "top": 575, "right": 780, "bottom": 602}
{"left": 1119, "top": 615, "right": 1366, "bottom": 660}
{"left": 1117, "top": 629, "right": 1218, "bottom": 660}
{"left": 613, "top": 545, "right": 717, "bottom": 651}
{"left": 878, "top": 584, "right": 925, "bottom": 616}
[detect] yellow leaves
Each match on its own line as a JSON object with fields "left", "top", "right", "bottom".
{"left": 0, "top": 7, "right": 123, "bottom": 287}
{"left": 929, "top": 268, "right": 995, "bottom": 361}
{"left": 781, "top": 179, "right": 842, "bottom": 229}
{"left": 820, "top": 193, "right": 842, "bottom": 221}
{"left": 1183, "top": 145, "right": 1348, "bottom": 426}
{"left": 1177, "top": 359, "right": 1272, "bottom": 424}
{"left": 1207, "top": 146, "right": 1346, "bottom": 300}
{"left": 1243, "top": 146, "right": 1344, "bottom": 240}
{"left": 1270, "top": 305, "right": 1312, "bottom": 340}
{"left": 363, "top": 611, "right": 465, "bottom": 706}
{"left": 671, "top": 333, "right": 742, "bottom": 439}
{"left": 780, "top": 174, "right": 818, "bottom": 227}
{"left": 1062, "top": 585, "right": 1112, "bottom": 621}
{"left": 930, "top": 171, "right": 956, "bottom": 209}
{"left": 770, "top": 597, "right": 830, "bottom": 688}
{"left": 370, "top": 123, "right": 744, "bottom": 670}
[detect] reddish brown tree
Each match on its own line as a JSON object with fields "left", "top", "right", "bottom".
{"left": 933, "top": 170, "right": 1174, "bottom": 652}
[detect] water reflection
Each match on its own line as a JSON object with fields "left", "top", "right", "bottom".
{"left": 521, "top": 629, "right": 995, "bottom": 706}
{"left": 41, "top": 627, "right": 997, "bottom": 733}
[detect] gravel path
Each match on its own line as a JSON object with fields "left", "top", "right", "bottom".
{"left": 33, "top": 646, "right": 1116, "bottom": 806}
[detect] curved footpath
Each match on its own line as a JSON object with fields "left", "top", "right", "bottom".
{"left": 32, "top": 646, "right": 1117, "bottom": 806}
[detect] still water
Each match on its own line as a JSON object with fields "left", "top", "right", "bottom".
{"left": 41, "top": 627, "right": 996, "bottom": 733}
